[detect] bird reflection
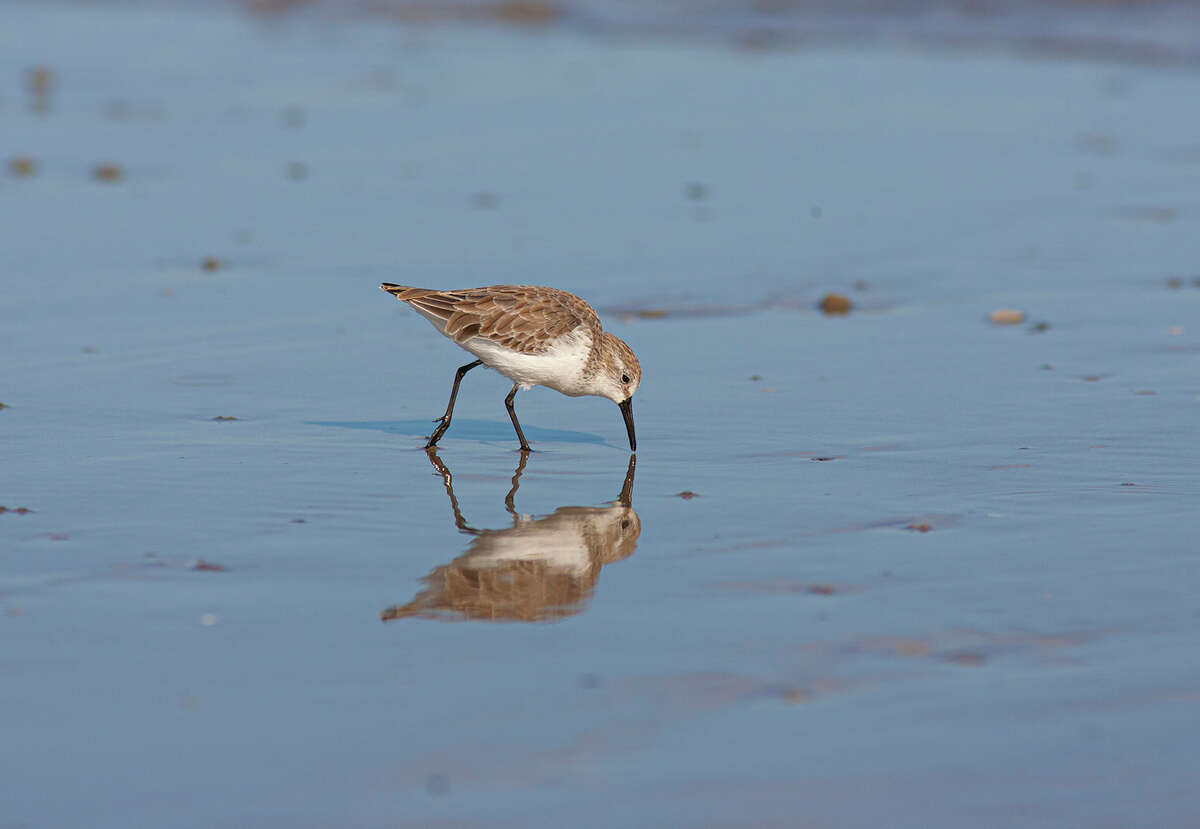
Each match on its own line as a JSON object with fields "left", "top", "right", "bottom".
{"left": 382, "top": 451, "right": 639, "bottom": 623}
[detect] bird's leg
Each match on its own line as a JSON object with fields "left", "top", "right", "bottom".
{"left": 504, "top": 384, "right": 531, "bottom": 452}
{"left": 427, "top": 360, "right": 482, "bottom": 448}
{"left": 504, "top": 450, "right": 529, "bottom": 519}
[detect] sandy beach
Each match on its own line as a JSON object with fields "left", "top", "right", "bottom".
{"left": 3, "top": 1, "right": 1200, "bottom": 826}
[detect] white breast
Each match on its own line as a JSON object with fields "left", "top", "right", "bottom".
{"left": 462, "top": 329, "right": 593, "bottom": 396}
{"left": 406, "top": 303, "right": 595, "bottom": 396}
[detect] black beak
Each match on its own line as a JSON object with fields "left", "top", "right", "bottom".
{"left": 619, "top": 398, "right": 636, "bottom": 452}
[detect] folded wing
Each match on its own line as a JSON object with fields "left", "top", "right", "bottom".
{"left": 381, "top": 284, "right": 600, "bottom": 355}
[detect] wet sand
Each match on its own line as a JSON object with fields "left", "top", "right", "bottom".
{"left": 3, "top": 2, "right": 1200, "bottom": 826}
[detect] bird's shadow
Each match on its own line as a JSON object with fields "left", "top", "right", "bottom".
{"left": 312, "top": 418, "right": 609, "bottom": 447}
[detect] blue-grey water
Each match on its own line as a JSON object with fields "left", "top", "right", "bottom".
{"left": 3, "top": 2, "right": 1199, "bottom": 826}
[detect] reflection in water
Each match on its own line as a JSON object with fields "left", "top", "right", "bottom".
{"left": 382, "top": 452, "right": 639, "bottom": 623}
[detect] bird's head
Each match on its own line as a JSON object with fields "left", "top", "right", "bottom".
{"left": 592, "top": 333, "right": 640, "bottom": 451}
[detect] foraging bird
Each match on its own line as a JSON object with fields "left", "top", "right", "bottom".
{"left": 380, "top": 283, "right": 641, "bottom": 451}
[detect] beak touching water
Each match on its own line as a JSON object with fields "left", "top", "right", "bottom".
{"left": 619, "top": 398, "right": 636, "bottom": 452}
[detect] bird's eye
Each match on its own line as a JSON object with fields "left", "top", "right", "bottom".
{"left": 621, "top": 374, "right": 630, "bottom": 384}
{"left": 621, "top": 520, "right": 631, "bottom": 529}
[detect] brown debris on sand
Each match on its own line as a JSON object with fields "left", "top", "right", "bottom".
{"left": 988, "top": 308, "right": 1024, "bottom": 324}
{"left": 8, "top": 157, "right": 36, "bottom": 177}
{"left": 93, "top": 163, "right": 124, "bottom": 183}
{"left": 27, "top": 66, "right": 54, "bottom": 113}
{"left": 819, "top": 293, "right": 852, "bottom": 315}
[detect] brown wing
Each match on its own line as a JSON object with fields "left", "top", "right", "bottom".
{"left": 381, "top": 284, "right": 600, "bottom": 354}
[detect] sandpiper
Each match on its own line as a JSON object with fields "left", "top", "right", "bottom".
{"left": 380, "top": 283, "right": 641, "bottom": 452}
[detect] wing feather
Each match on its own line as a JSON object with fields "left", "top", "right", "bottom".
{"left": 381, "top": 284, "right": 601, "bottom": 354}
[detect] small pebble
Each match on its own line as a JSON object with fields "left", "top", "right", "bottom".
{"left": 8, "top": 157, "right": 36, "bottom": 177}
{"left": 93, "top": 163, "right": 124, "bottom": 183}
{"left": 988, "top": 308, "right": 1025, "bottom": 325}
{"left": 27, "top": 66, "right": 55, "bottom": 95}
{"left": 27, "top": 66, "right": 54, "bottom": 112}
{"left": 492, "top": 1, "right": 559, "bottom": 23}
{"left": 819, "top": 293, "right": 852, "bottom": 315}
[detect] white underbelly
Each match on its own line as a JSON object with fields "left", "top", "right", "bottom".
{"left": 407, "top": 304, "right": 594, "bottom": 395}
{"left": 462, "top": 332, "right": 592, "bottom": 396}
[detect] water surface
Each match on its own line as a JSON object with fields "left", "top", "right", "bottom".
{"left": 3, "top": 3, "right": 1199, "bottom": 826}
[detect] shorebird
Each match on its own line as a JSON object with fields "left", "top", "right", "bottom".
{"left": 380, "top": 283, "right": 641, "bottom": 451}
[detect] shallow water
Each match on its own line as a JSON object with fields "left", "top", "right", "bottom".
{"left": 3, "top": 3, "right": 1200, "bottom": 827}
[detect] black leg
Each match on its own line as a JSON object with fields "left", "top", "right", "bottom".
{"left": 427, "top": 360, "right": 482, "bottom": 448}
{"left": 504, "top": 384, "right": 531, "bottom": 452}
{"left": 503, "top": 451, "right": 529, "bottom": 518}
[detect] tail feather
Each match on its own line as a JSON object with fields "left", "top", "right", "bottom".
{"left": 381, "top": 283, "right": 459, "bottom": 328}
{"left": 380, "top": 283, "right": 438, "bottom": 301}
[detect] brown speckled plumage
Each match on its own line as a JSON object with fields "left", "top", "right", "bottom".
{"left": 381, "top": 284, "right": 602, "bottom": 355}
{"left": 588, "top": 330, "right": 640, "bottom": 383}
